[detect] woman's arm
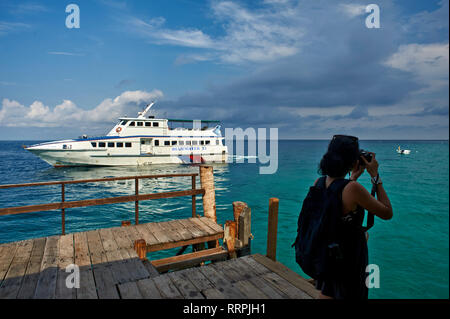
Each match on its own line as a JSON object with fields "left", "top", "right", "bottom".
{"left": 352, "top": 153, "right": 393, "bottom": 220}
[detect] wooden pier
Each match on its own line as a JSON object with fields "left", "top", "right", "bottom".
{"left": 0, "top": 166, "right": 319, "bottom": 299}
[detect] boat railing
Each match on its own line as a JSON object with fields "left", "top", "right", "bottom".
{"left": 0, "top": 173, "right": 201, "bottom": 235}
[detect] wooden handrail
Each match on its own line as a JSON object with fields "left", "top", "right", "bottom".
{"left": 0, "top": 173, "right": 198, "bottom": 189}
{"left": 0, "top": 189, "right": 205, "bottom": 216}
{"left": 0, "top": 172, "right": 202, "bottom": 235}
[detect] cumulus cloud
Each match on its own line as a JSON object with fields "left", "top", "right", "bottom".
{"left": 0, "top": 90, "right": 163, "bottom": 128}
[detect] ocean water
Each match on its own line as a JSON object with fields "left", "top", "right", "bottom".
{"left": 0, "top": 140, "right": 448, "bottom": 299}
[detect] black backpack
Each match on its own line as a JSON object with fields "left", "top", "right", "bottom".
{"left": 292, "top": 177, "right": 351, "bottom": 280}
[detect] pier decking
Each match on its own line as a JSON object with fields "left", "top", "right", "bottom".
{"left": 0, "top": 166, "right": 319, "bottom": 299}
{"left": 0, "top": 219, "right": 317, "bottom": 299}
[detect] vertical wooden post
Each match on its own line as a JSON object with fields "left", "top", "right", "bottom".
{"left": 134, "top": 239, "right": 147, "bottom": 260}
{"left": 235, "top": 202, "right": 251, "bottom": 256}
{"left": 135, "top": 178, "right": 139, "bottom": 225}
{"left": 224, "top": 220, "right": 237, "bottom": 258}
{"left": 191, "top": 175, "right": 196, "bottom": 217}
{"left": 233, "top": 201, "right": 247, "bottom": 235}
{"left": 267, "top": 197, "right": 279, "bottom": 261}
{"left": 61, "top": 183, "right": 65, "bottom": 235}
{"left": 199, "top": 166, "right": 216, "bottom": 222}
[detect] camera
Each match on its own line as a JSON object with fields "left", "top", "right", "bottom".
{"left": 359, "top": 149, "right": 372, "bottom": 164}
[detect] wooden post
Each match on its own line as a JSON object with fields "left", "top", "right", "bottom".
{"left": 192, "top": 175, "right": 196, "bottom": 217}
{"left": 134, "top": 239, "right": 147, "bottom": 260}
{"left": 135, "top": 178, "right": 139, "bottom": 225}
{"left": 121, "top": 221, "right": 131, "bottom": 227}
{"left": 61, "top": 183, "right": 65, "bottom": 235}
{"left": 199, "top": 166, "right": 216, "bottom": 222}
{"left": 233, "top": 201, "right": 247, "bottom": 235}
{"left": 224, "top": 220, "right": 237, "bottom": 258}
{"left": 236, "top": 203, "right": 252, "bottom": 257}
{"left": 267, "top": 197, "right": 279, "bottom": 261}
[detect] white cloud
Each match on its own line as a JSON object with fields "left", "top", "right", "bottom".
{"left": 126, "top": 0, "right": 304, "bottom": 64}
{"left": 0, "top": 21, "right": 31, "bottom": 36}
{"left": 48, "top": 51, "right": 85, "bottom": 56}
{"left": 0, "top": 90, "right": 163, "bottom": 128}
{"left": 384, "top": 42, "right": 449, "bottom": 91}
{"left": 339, "top": 3, "right": 366, "bottom": 18}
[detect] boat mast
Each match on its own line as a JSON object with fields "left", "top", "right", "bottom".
{"left": 138, "top": 101, "right": 155, "bottom": 118}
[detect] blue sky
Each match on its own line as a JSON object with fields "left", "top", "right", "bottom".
{"left": 0, "top": 0, "right": 448, "bottom": 140}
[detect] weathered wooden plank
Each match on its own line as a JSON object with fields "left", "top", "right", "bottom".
{"left": 169, "top": 220, "right": 195, "bottom": 240}
{"left": 99, "top": 228, "right": 119, "bottom": 252}
{"left": 117, "top": 248, "right": 150, "bottom": 282}
{"left": 176, "top": 268, "right": 214, "bottom": 291}
{"left": 197, "top": 265, "right": 246, "bottom": 299}
{"left": 84, "top": 230, "right": 120, "bottom": 299}
{"left": 177, "top": 218, "right": 206, "bottom": 237}
{"left": 133, "top": 224, "right": 159, "bottom": 245}
{"left": 118, "top": 281, "right": 143, "bottom": 299}
{"left": 210, "top": 259, "right": 248, "bottom": 283}
{"left": 152, "top": 275, "right": 183, "bottom": 299}
{"left": 198, "top": 217, "right": 224, "bottom": 234}
{"left": 157, "top": 221, "right": 185, "bottom": 242}
{"left": 252, "top": 253, "right": 319, "bottom": 299}
{"left": 34, "top": 236, "right": 60, "bottom": 298}
{"left": 261, "top": 272, "right": 311, "bottom": 299}
{"left": 238, "top": 255, "right": 271, "bottom": 276}
{"left": 17, "top": 238, "right": 46, "bottom": 299}
{"left": 110, "top": 227, "right": 134, "bottom": 249}
{"left": 141, "top": 259, "right": 160, "bottom": 278}
{"left": 202, "top": 287, "right": 226, "bottom": 299}
{"left": 74, "top": 232, "right": 98, "bottom": 299}
{"left": 56, "top": 234, "right": 75, "bottom": 299}
{"left": 248, "top": 276, "right": 286, "bottom": 299}
{"left": 0, "top": 242, "right": 18, "bottom": 286}
{"left": 0, "top": 240, "right": 33, "bottom": 298}
{"left": 234, "top": 280, "right": 269, "bottom": 299}
{"left": 136, "top": 278, "right": 163, "bottom": 298}
{"left": 168, "top": 271, "right": 204, "bottom": 299}
{"left": 146, "top": 222, "right": 174, "bottom": 243}
{"left": 105, "top": 249, "right": 131, "bottom": 284}
{"left": 190, "top": 218, "right": 217, "bottom": 236}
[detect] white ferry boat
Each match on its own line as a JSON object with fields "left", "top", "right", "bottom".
{"left": 25, "top": 102, "right": 228, "bottom": 167}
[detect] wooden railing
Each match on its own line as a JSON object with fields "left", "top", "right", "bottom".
{"left": 0, "top": 173, "right": 202, "bottom": 235}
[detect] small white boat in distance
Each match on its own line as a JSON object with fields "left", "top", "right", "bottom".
{"left": 396, "top": 146, "right": 411, "bottom": 155}
{"left": 25, "top": 102, "right": 228, "bottom": 167}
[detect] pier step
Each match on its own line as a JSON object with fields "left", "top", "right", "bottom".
{"left": 151, "top": 247, "right": 228, "bottom": 273}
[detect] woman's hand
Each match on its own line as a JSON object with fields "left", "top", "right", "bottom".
{"left": 361, "top": 152, "right": 379, "bottom": 178}
{"left": 350, "top": 160, "right": 365, "bottom": 181}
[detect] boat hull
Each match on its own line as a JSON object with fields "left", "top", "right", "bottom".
{"left": 27, "top": 149, "right": 228, "bottom": 167}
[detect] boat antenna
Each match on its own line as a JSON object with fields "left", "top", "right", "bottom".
{"left": 138, "top": 101, "right": 155, "bottom": 118}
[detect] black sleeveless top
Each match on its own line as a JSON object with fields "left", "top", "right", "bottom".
{"left": 315, "top": 177, "right": 369, "bottom": 299}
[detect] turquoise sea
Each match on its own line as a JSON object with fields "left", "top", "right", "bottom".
{"left": 0, "top": 140, "right": 448, "bottom": 299}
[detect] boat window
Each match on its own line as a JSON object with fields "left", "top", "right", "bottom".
{"left": 179, "top": 141, "right": 184, "bottom": 145}
{"left": 99, "top": 142, "right": 106, "bottom": 147}
{"left": 63, "top": 144, "right": 67, "bottom": 150}
{"left": 117, "top": 142, "right": 123, "bottom": 148}
{"left": 125, "top": 142, "right": 132, "bottom": 148}
{"left": 141, "top": 140, "right": 145, "bottom": 145}
{"left": 192, "top": 141, "right": 198, "bottom": 145}
{"left": 137, "top": 122, "right": 143, "bottom": 127}
{"left": 120, "top": 120, "right": 128, "bottom": 125}
{"left": 129, "top": 122, "right": 135, "bottom": 126}
{"left": 153, "top": 122, "right": 159, "bottom": 127}
{"left": 108, "top": 142, "right": 114, "bottom": 147}
{"left": 91, "top": 142, "right": 97, "bottom": 147}
{"left": 200, "top": 141, "right": 205, "bottom": 145}
{"left": 216, "top": 140, "right": 220, "bottom": 145}
{"left": 205, "top": 140, "right": 210, "bottom": 145}
{"left": 145, "top": 122, "right": 151, "bottom": 127}
{"left": 164, "top": 141, "right": 170, "bottom": 146}
{"left": 154, "top": 140, "right": 159, "bottom": 146}
{"left": 186, "top": 141, "right": 191, "bottom": 145}
{"left": 171, "top": 141, "right": 177, "bottom": 145}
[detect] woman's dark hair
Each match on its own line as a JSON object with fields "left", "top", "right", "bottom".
{"left": 318, "top": 135, "right": 360, "bottom": 177}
